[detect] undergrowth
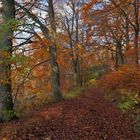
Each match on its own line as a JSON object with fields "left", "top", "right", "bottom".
{"left": 98, "top": 65, "right": 140, "bottom": 137}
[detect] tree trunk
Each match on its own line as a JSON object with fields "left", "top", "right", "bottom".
{"left": 0, "top": 0, "right": 15, "bottom": 121}
{"left": 115, "top": 47, "right": 119, "bottom": 70}
{"left": 15, "top": 1, "right": 63, "bottom": 102}
{"left": 134, "top": 30, "right": 139, "bottom": 65}
{"left": 116, "top": 41, "right": 125, "bottom": 65}
{"left": 134, "top": 0, "right": 139, "bottom": 65}
{"left": 74, "top": 10, "right": 80, "bottom": 86}
{"left": 48, "top": 0, "right": 63, "bottom": 102}
{"left": 117, "top": 46, "right": 125, "bottom": 65}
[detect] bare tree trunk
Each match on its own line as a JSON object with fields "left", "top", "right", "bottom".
{"left": 0, "top": 0, "right": 15, "bottom": 121}
{"left": 74, "top": 8, "right": 81, "bottom": 86}
{"left": 134, "top": 0, "right": 139, "bottom": 65}
{"left": 48, "top": 0, "right": 63, "bottom": 102}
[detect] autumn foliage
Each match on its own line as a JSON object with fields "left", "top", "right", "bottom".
{"left": 99, "top": 66, "right": 140, "bottom": 96}
{"left": 0, "top": 0, "right": 140, "bottom": 139}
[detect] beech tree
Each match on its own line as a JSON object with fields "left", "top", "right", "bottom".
{"left": 48, "top": 0, "right": 63, "bottom": 101}
{"left": 110, "top": 0, "right": 140, "bottom": 65}
{"left": 0, "top": 0, "right": 15, "bottom": 121}
{"left": 83, "top": 0, "right": 140, "bottom": 69}
{"left": 15, "top": 0, "right": 63, "bottom": 102}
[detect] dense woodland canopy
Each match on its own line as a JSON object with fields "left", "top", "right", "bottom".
{"left": 0, "top": 0, "right": 139, "bottom": 139}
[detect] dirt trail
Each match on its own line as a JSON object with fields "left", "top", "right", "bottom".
{"left": 1, "top": 88, "right": 138, "bottom": 140}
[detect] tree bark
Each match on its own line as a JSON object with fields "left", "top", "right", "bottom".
{"left": 117, "top": 46, "right": 125, "bottom": 65}
{"left": 0, "top": 0, "right": 15, "bottom": 121}
{"left": 48, "top": 0, "right": 63, "bottom": 102}
{"left": 74, "top": 7, "right": 81, "bottom": 86}
{"left": 134, "top": 0, "right": 139, "bottom": 65}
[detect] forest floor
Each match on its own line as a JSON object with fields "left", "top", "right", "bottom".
{"left": 0, "top": 88, "right": 139, "bottom": 140}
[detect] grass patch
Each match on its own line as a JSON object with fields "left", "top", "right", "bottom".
{"left": 64, "top": 86, "right": 86, "bottom": 99}
{"left": 117, "top": 95, "right": 138, "bottom": 112}
{"left": 104, "top": 89, "right": 140, "bottom": 138}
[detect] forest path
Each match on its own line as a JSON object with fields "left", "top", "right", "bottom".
{"left": 1, "top": 88, "right": 138, "bottom": 140}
